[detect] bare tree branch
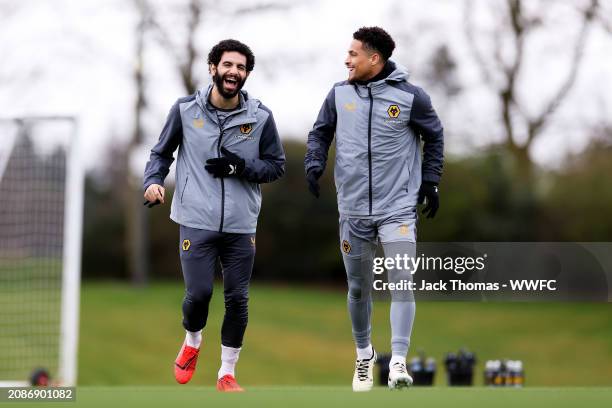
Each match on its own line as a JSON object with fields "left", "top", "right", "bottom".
{"left": 526, "top": 0, "right": 598, "bottom": 144}
{"left": 599, "top": 14, "right": 612, "bottom": 34}
{"left": 180, "top": 0, "right": 201, "bottom": 94}
{"left": 147, "top": 17, "right": 183, "bottom": 65}
{"left": 232, "top": 2, "right": 294, "bottom": 14}
{"left": 145, "top": 0, "right": 205, "bottom": 94}
{"left": 132, "top": 0, "right": 149, "bottom": 147}
{"left": 463, "top": 0, "right": 494, "bottom": 86}
{"left": 145, "top": 0, "right": 303, "bottom": 94}
{"left": 498, "top": 0, "right": 528, "bottom": 150}
{"left": 124, "top": 0, "right": 154, "bottom": 286}
{"left": 492, "top": 22, "right": 507, "bottom": 74}
{"left": 145, "top": 2, "right": 199, "bottom": 93}
{"left": 464, "top": 0, "right": 599, "bottom": 164}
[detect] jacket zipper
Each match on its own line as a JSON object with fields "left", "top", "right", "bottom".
{"left": 367, "top": 87, "right": 373, "bottom": 216}
{"left": 217, "top": 128, "right": 225, "bottom": 233}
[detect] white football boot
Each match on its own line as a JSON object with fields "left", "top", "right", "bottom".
{"left": 352, "top": 349, "right": 377, "bottom": 392}
{"left": 388, "top": 361, "right": 413, "bottom": 390}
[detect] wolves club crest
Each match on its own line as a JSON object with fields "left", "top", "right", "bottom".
{"left": 240, "top": 124, "right": 252, "bottom": 134}
{"left": 387, "top": 105, "right": 400, "bottom": 118}
{"left": 342, "top": 240, "right": 351, "bottom": 254}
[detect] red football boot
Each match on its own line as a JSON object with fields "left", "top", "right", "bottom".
{"left": 174, "top": 343, "right": 200, "bottom": 384}
{"left": 216, "top": 374, "right": 244, "bottom": 392}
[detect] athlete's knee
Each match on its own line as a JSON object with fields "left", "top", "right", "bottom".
{"left": 390, "top": 288, "right": 415, "bottom": 302}
{"left": 347, "top": 281, "right": 370, "bottom": 303}
{"left": 348, "top": 285, "right": 362, "bottom": 302}
{"left": 224, "top": 289, "right": 249, "bottom": 310}
{"left": 184, "top": 286, "right": 213, "bottom": 305}
{"left": 223, "top": 291, "right": 249, "bottom": 326}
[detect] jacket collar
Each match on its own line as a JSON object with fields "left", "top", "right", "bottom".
{"left": 195, "top": 84, "right": 260, "bottom": 127}
{"left": 352, "top": 60, "right": 410, "bottom": 97}
{"left": 381, "top": 60, "right": 410, "bottom": 83}
{"left": 354, "top": 60, "right": 395, "bottom": 85}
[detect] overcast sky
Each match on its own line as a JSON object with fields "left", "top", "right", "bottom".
{"left": 1, "top": 0, "right": 611, "bottom": 174}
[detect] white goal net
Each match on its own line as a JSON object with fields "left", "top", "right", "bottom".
{"left": 0, "top": 117, "right": 83, "bottom": 386}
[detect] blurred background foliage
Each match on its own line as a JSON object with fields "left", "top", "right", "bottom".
{"left": 47, "top": 0, "right": 608, "bottom": 284}
{"left": 82, "top": 126, "right": 612, "bottom": 282}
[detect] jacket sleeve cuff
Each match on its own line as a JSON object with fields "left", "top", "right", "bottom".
{"left": 305, "top": 161, "right": 324, "bottom": 174}
{"left": 422, "top": 173, "right": 441, "bottom": 184}
{"left": 143, "top": 178, "right": 164, "bottom": 192}
{"left": 241, "top": 159, "right": 255, "bottom": 178}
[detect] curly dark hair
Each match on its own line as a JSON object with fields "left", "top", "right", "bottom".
{"left": 353, "top": 27, "right": 395, "bottom": 61}
{"left": 207, "top": 39, "right": 255, "bottom": 72}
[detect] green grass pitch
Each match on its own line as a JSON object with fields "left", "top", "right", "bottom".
{"left": 3, "top": 282, "right": 612, "bottom": 408}
{"left": 78, "top": 283, "right": 612, "bottom": 386}
{"left": 5, "top": 386, "right": 612, "bottom": 408}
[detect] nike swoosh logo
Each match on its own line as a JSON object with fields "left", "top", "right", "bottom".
{"left": 229, "top": 164, "right": 236, "bottom": 175}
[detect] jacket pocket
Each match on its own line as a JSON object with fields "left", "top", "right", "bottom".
{"left": 246, "top": 182, "right": 261, "bottom": 215}
{"left": 404, "top": 158, "right": 412, "bottom": 192}
{"left": 180, "top": 175, "right": 189, "bottom": 204}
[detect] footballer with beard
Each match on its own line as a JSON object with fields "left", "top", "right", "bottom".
{"left": 143, "top": 39, "right": 285, "bottom": 392}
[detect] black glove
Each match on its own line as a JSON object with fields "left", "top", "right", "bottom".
{"left": 306, "top": 167, "right": 323, "bottom": 198}
{"left": 143, "top": 200, "right": 160, "bottom": 208}
{"left": 418, "top": 181, "right": 439, "bottom": 219}
{"left": 205, "top": 147, "right": 245, "bottom": 178}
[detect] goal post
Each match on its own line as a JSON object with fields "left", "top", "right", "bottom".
{"left": 0, "top": 117, "right": 84, "bottom": 386}
{"left": 59, "top": 116, "right": 84, "bottom": 387}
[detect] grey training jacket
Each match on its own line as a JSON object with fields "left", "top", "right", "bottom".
{"left": 304, "top": 61, "right": 444, "bottom": 217}
{"left": 143, "top": 84, "right": 286, "bottom": 234}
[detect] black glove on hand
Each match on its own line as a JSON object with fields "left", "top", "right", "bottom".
{"left": 418, "top": 181, "right": 439, "bottom": 219}
{"left": 143, "top": 200, "right": 160, "bottom": 208}
{"left": 205, "top": 147, "right": 245, "bottom": 178}
{"left": 306, "top": 167, "right": 323, "bottom": 198}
